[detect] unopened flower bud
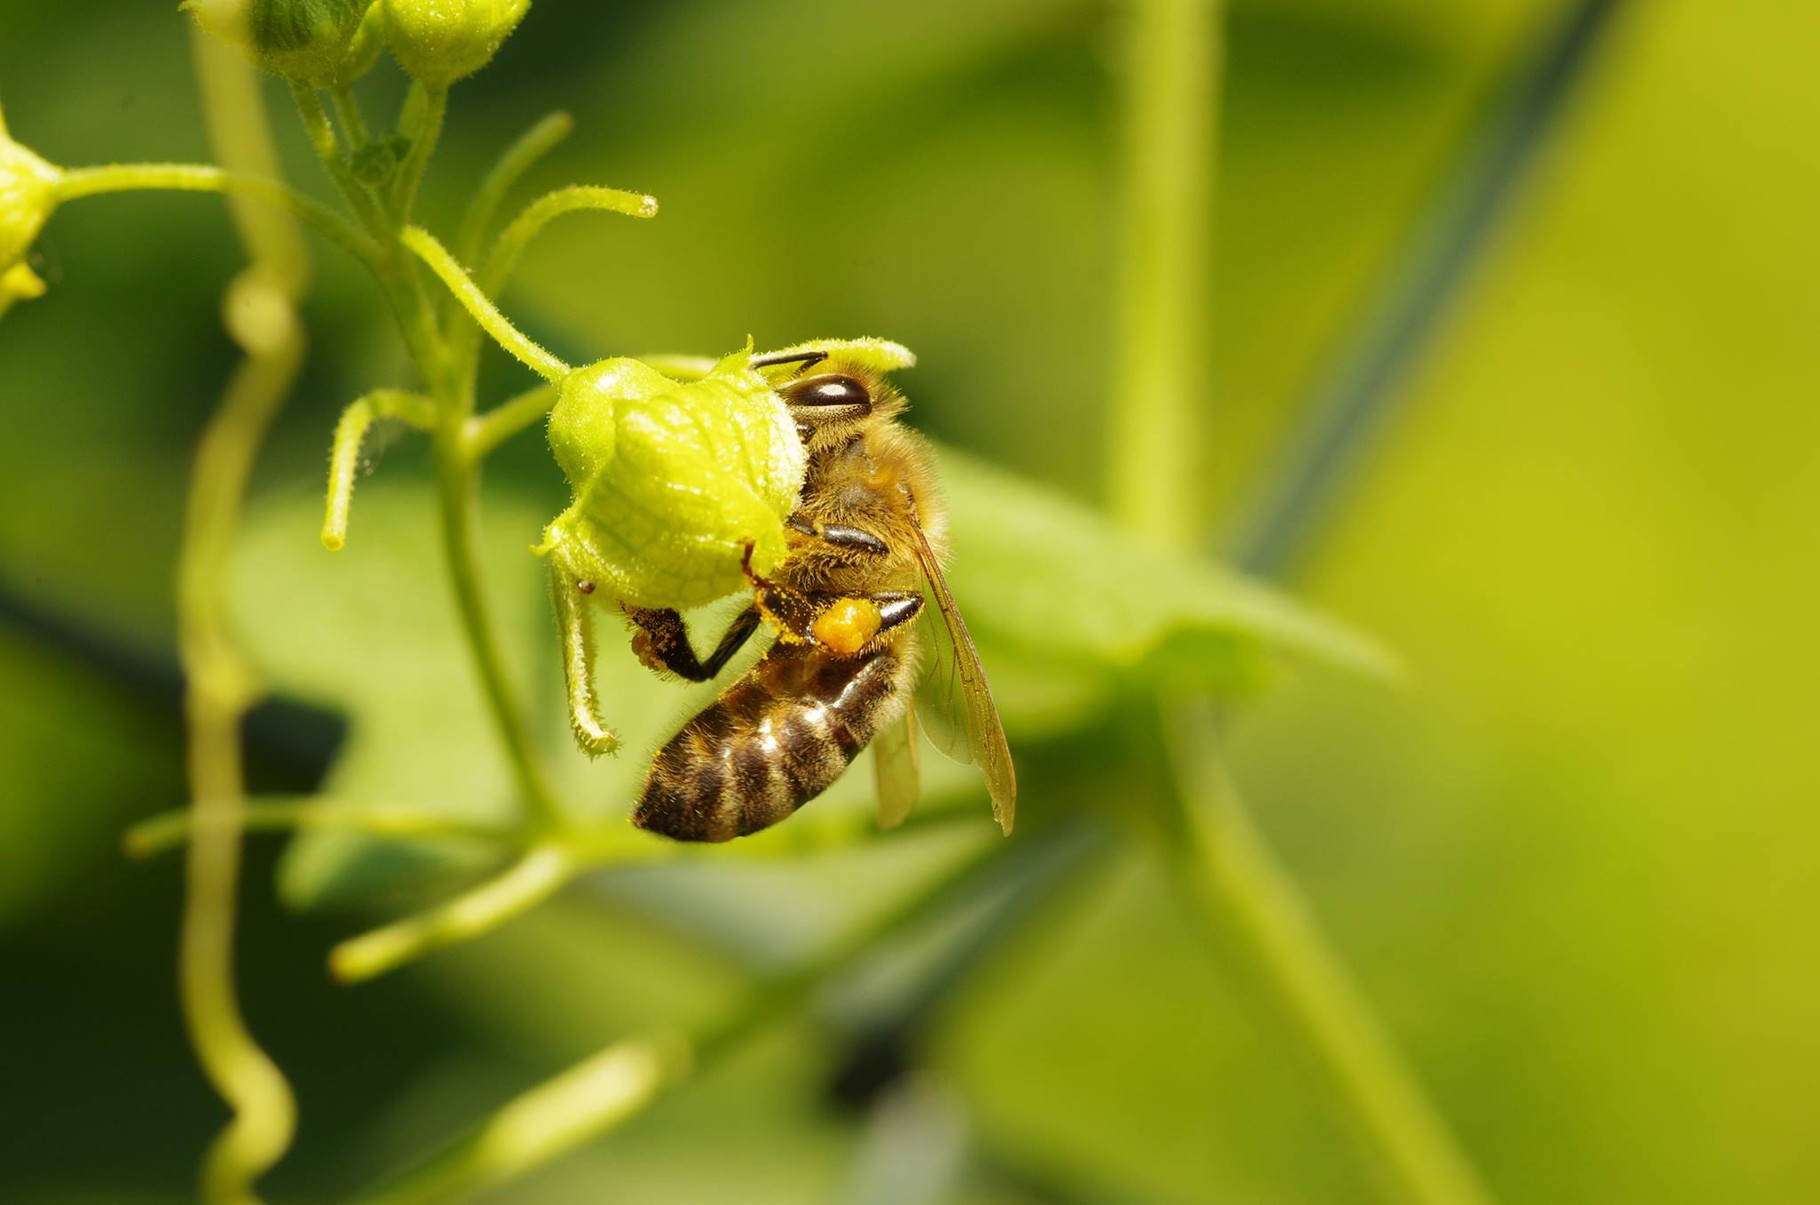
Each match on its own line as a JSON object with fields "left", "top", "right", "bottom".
{"left": 186, "top": 0, "right": 375, "bottom": 87}
{"left": 380, "top": 0, "right": 529, "bottom": 87}
{"left": 537, "top": 347, "right": 808, "bottom": 611}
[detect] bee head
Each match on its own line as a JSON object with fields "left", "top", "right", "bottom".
{"left": 777, "top": 363, "right": 904, "bottom": 449}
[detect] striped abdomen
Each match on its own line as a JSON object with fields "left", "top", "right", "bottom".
{"left": 634, "top": 642, "right": 912, "bottom": 842}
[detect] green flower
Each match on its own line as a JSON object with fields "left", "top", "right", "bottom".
{"left": 185, "top": 0, "right": 376, "bottom": 86}
{"left": 537, "top": 345, "right": 808, "bottom": 611}
{"left": 380, "top": 0, "right": 529, "bottom": 88}
{"left": 0, "top": 104, "right": 61, "bottom": 319}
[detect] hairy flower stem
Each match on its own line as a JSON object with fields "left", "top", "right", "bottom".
{"left": 285, "top": 79, "right": 569, "bottom": 838}
{"left": 1109, "top": 2, "right": 1495, "bottom": 1203}
{"left": 176, "top": 29, "right": 307, "bottom": 1203}
{"left": 432, "top": 423, "right": 568, "bottom": 830}
{"left": 1106, "top": 0, "right": 1217, "bottom": 544}
{"left": 1162, "top": 706, "right": 1495, "bottom": 1205}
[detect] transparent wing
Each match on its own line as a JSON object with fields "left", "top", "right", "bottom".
{"left": 911, "top": 525, "right": 1016, "bottom": 834}
{"left": 872, "top": 706, "right": 922, "bottom": 830}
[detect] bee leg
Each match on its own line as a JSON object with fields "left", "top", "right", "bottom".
{"left": 786, "top": 513, "right": 890, "bottom": 556}
{"left": 737, "top": 545, "right": 921, "bottom": 654}
{"left": 740, "top": 541, "right": 826, "bottom": 643}
{"left": 624, "top": 605, "right": 761, "bottom": 683}
{"left": 869, "top": 591, "right": 923, "bottom": 635}
{"left": 550, "top": 562, "right": 619, "bottom": 757}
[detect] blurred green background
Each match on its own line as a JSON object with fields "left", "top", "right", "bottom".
{"left": 2, "top": 0, "right": 1816, "bottom": 1201}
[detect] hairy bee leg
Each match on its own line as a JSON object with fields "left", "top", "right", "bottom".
{"left": 623, "top": 605, "right": 761, "bottom": 682}
{"left": 786, "top": 514, "right": 890, "bottom": 555}
{"left": 740, "top": 541, "right": 824, "bottom": 642}
{"left": 550, "top": 562, "right": 619, "bottom": 757}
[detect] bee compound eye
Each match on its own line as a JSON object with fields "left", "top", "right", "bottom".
{"left": 785, "top": 373, "right": 872, "bottom": 411}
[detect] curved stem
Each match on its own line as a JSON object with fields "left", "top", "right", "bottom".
{"left": 125, "top": 798, "right": 515, "bottom": 859}
{"left": 457, "top": 111, "right": 575, "bottom": 267}
{"left": 175, "top": 28, "right": 308, "bottom": 1203}
{"left": 446, "top": 184, "right": 653, "bottom": 389}
{"left": 330, "top": 844, "right": 574, "bottom": 984}
{"left": 480, "top": 185, "right": 657, "bottom": 296}
{"left": 467, "top": 382, "right": 557, "bottom": 458}
{"left": 1160, "top": 704, "right": 1495, "bottom": 1205}
{"left": 404, "top": 224, "right": 569, "bottom": 381}
{"left": 322, "top": 389, "right": 438, "bottom": 550}
{"left": 354, "top": 835, "right": 1010, "bottom": 1203}
{"left": 548, "top": 561, "right": 619, "bottom": 756}
{"left": 54, "top": 164, "right": 378, "bottom": 267}
{"left": 359, "top": 1034, "right": 692, "bottom": 1205}
{"left": 287, "top": 81, "right": 385, "bottom": 233}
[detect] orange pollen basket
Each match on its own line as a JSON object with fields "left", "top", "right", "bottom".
{"left": 811, "top": 598, "right": 883, "bottom": 656}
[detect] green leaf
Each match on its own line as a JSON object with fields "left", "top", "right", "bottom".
{"left": 935, "top": 446, "right": 1398, "bottom": 693}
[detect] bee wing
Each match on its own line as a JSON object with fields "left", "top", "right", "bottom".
{"left": 872, "top": 706, "right": 922, "bottom": 830}
{"left": 911, "top": 525, "right": 1016, "bottom": 834}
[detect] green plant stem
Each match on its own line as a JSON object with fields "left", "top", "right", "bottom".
{"left": 53, "top": 164, "right": 378, "bottom": 267}
{"left": 405, "top": 223, "right": 570, "bottom": 380}
{"left": 480, "top": 185, "right": 657, "bottom": 295}
{"left": 391, "top": 83, "right": 448, "bottom": 223}
{"left": 330, "top": 844, "right": 574, "bottom": 983}
{"left": 175, "top": 28, "right": 308, "bottom": 1204}
{"left": 456, "top": 111, "right": 574, "bottom": 266}
{"left": 445, "top": 110, "right": 573, "bottom": 343}
{"left": 288, "top": 80, "right": 384, "bottom": 232}
{"left": 331, "top": 85, "right": 370, "bottom": 149}
{"left": 1106, "top": 0, "right": 1218, "bottom": 547}
{"left": 1107, "top": 4, "right": 1495, "bottom": 1203}
{"left": 1227, "top": 0, "right": 1627, "bottom": 578}
{"left": 1160, "top": 704, "right": 1494, "bottom": 1205}
{"left": 322, "top": 389, "right": 438, "bottom": 550}
{"left": 432, "top": 422, "right": 571, "bottom": 831}
{"left": 447, "top": 184, "right": 656, "bottom": 390}
{"left": 125, "top": 799, "right": 514, "bottom": 859}
{"left": 354, "top": 836, "right": 1007, "bottom": 1204}
{"left": 282, "top": 86, "right": 570, "bottom": 852}
{"left": 467, "top": 382, "right": 557, "bottom": 458}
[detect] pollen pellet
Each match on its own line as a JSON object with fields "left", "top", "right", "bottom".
{"left": 812, "top": 598, "right": 883, "bottom": 656}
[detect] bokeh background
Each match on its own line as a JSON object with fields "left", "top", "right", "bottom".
{"left": 2, "top": 0, "right": 1816, "bottom": 1201}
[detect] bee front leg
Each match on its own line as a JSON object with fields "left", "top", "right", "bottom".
{"left": 623, "top": 604, "right": 761, "bottom": 682}
{"left": 786, "top": 513, "right": 890, "bottom": 556}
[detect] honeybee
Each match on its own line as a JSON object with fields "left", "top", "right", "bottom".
{"left": 623, "top": 349, "right": 1015, "bottom": 842}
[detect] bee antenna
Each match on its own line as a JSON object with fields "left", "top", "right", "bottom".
{"left": 751, "top": 349, "right": 828, "bottom": 372}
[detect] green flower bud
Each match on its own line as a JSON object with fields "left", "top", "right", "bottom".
{"left": 321, "top": 2, "right": 386, "bottom": 88}
{"left": 537, "top": 346, "right": 808, "bottom": 611}
{"left": 186, "top": 0, "right": 375, "bottom": 86}
{"left": 0, "top": 105, "right": 60, "bottom": 317}
{"left": 380, "top": 0, "right": 529, "bottom": 88}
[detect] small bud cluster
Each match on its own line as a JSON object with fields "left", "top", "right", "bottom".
{"left": 188, "top": 0, "right": 529, "bottom": 88}
{"left": 381, "top": 0, "right": 529, "bottom": 88}
{"left": 0, "top": 103, "right": 62, "bottom": 317}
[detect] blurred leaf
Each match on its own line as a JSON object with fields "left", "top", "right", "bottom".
{"left": 937, "top": 446, "right": 1398, "bottom": 692}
